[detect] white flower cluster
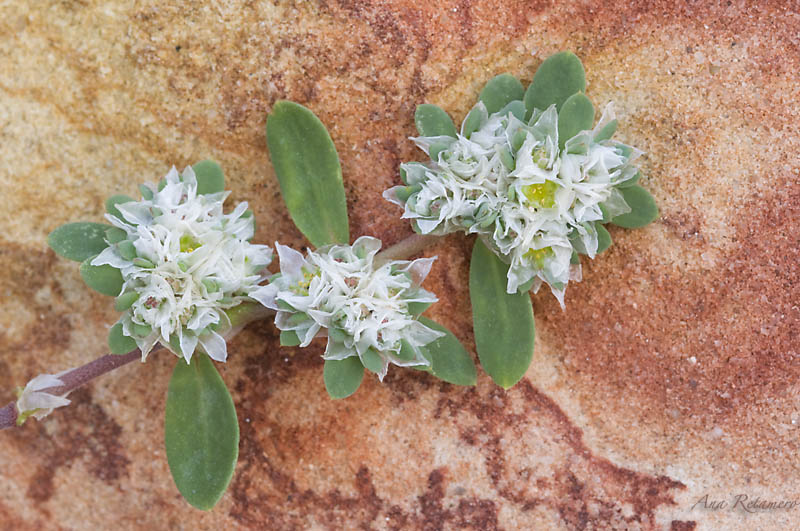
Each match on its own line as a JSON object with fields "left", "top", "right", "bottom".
{"left": 385, "top": 102, "right": 641, "bottom": 306}
{"left": 92, "top": 166, "right": 273, "bottom": 363}
{"left": 252, "top": 236, "right": 443, "bottom": 381}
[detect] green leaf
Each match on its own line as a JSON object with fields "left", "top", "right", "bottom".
{"left": 79, "top": 256, "right": 123, "bottom": 296}
{"left": 599, "top": 203, "right": 611, "bottom": 223}
{"left": 266, "top": 101, "right": 349, "bottom": 248}
{"left": 165, "top": 353, "right": 239, "bottom": 511}
{"left": 395, "top": 184, "right": 422, "bottom": 203}
{"left": 479, "top": 74, "right": 525, "bottom": 114}
{"left": 48, "top": 222, "right": 109, "bottom": 262}
{"left": 418, "top": 317, "right": 477, "bottom": 386}
{"left": 114, "top": 291, "right": 140, "bottom": 311}
{"left": 108, "top": 322, "right": 137, "bottom": 354}
{"left": 611, "top": 185, "right": 659, "bottom": 228}
{"left": 361, "top": 348, "right": 384, "bottom": 374}
{"left": 469, "top": 240, "right": 535, "bottom": 389}
{"left": 428, "top": 140, "right": 452, "bottom": 162}
{"left": 105, "top": 195, "right": 134, "bottom": 221}
{"left": 116, "top": 240, "right": 136, "bottom": 261}
{"left": 279, "top": 330, "right": 301, "bottom": 347}
{"left": 462, "top": 107, "right": 484, "bottom": 138}
{"left": 596, "top": 224, "right": 612, "bottom": 253}
{"left": 618, "top": 170, "right": 641, "bottom": 188}
{"left": 414, "top": 104, "right": 457, "bottom": 138}
{"left": 558, "top": 92, "right": 595, "bottom": 150}
{"left": 498, "top": 100, "right": 526, "bottom": 121}
{"left": 105, "top": 227, "right": 127, "bottom": 244}
{"left": 524, "top": 51, "right": 586, "bottom": 116}
{"left": 594, "top": 119, "right": 617, "bottom": 142}
{"left": 407, "top": 301, "right": 433, "bottom": 315}
{"left": 138, "top": 184, "right": 153, "bottom": 200}
{"left": 323, "top": 357, "right": 364, "bottom": 399}
{"left": 193, "top": 160, "right": 225, "bottom": 195}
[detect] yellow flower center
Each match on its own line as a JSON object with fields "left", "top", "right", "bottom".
{"left": 179, "top": 234, "right": 201, "bottom": 253}
{"left": 290, "top": 270, "right": 318, "bottom": 295}
{"left": 523, "top": 246, "right": 554, "bottom": 269}
{"left": 522, "top": 180, "right": 558, "bottom": 209}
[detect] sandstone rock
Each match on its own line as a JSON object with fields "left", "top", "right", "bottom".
{"left": 1, "top": 1, "right": 798, "bottom": 529}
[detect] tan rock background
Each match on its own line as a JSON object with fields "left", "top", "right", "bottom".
{"left": 1, "top": 1, "right": 798, "bottom": 529}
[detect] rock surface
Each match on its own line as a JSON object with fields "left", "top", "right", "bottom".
{"left": 1, "top": 1, "right": 798, "bottom": 529}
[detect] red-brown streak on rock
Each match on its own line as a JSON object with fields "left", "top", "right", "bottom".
{"left": 455, "top": 0, "right": 476, "bottom": 48}
{"left": 418, "top": 468, "right": 449, "bottom": 530}
{"left": 0, "top": 240, "right": 77, "bottom": 378}
{"left": 537, "top": 174, "right": 800, "bottom": 446}
{"left": 456, "top": 497, "right": 500, "bottom": 530}
{"left": 0, "top": 240, "right": 59, "bottom": 302}
{"left": 0, "top": 500, "right": 40, "bottom": 531}
{"left": 229, "top": 407, "right": 501, "bottom": 529}
{"left": 9, "top": 388, "right": 130, "bottom": 503}
{"left": 670, "top": 520, "right": 697, "bottom": 531}
{"left": 435, "top": 380, "right": 689, "bottom": 529}
{"left": 552, "top": 1, "right": 800, "bottom": 64}
{"left": 0, "top": 360, "right": 11, "bottom": 395}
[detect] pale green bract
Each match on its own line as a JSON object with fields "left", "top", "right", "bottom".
{"left": 385, "top": 101, "right": 641, "bottom": 306}
{"left": 91, "top": 166, "right": 273, "bottom": 363}
{"left": 251, "top": 236, "right": 443, "bottom": 381}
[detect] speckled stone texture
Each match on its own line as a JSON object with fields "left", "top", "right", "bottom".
{"left": 0, "top": 1, "right": 798, "bottom": 529}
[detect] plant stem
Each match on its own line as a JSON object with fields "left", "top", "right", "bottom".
{"left": 0, "top": 304, "right": 275, "bottom": 431}
{"left": 0, "top": 403, "right": 16, "bottom": 430}
{"left": 375, "top": 234, "right": 442, "bottom": 264}
{"left": 0, "top": 349, "right": 145, "bottom": 431}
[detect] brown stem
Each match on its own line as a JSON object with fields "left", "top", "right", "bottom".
{"left": 375, "top": 234, "right": 442, "bottom": 264}
{"left": 0, "top": 403, "right": 16, "bottom": 429}
{"left": 0, "top": 348, "right": 149, "bottom": 430}
{"left": 0, "top": 303, "right": 273, "bottom": 431}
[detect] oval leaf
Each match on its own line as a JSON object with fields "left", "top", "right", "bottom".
{"left": 524, "top": 51, "right": 586, "bottom": 116}
{"left": 324, "top": 357, "right": 364, "bottom": 399}
{"left": 105, "top": 195, "right": 134, "bottom": 221}
{"left": 48, "top": 222, "right": 109, "bottom": 262}
{"left": 461, "top": 106, "right": 484, "bottom": 138}
{"left": 596, "top": 224, "right": 612, "bottom": 254}
{"left": 414, "top": 104, "right": 457, "bottom": 138}
{"left": 279, "top": 330, "right": 301, "bottom": 347}
{"left": 108, "top": 322, "right": 137, "bottom": 355}
{"left": 558, "top": 92, "right": 595, "bottom": 150}
{"left": 469, "top": 240, "right": 535, "bottom": 389}
{"left": 361, "top": 348, "right": 384, "bottom": 374}
{"left": 611, "top": 185, "right": 659, "bottom": 228}
{"left": 165, "top": 353, "right": 239, "bottom": 511}
{"left": 479, "top": 74, "right": 525, "bottom": 115}
{"left": 266, "top": 101, "right": 349, "bottom": 248}
{"left": 594, "top": 119, "right": 618, "bottom": 142}
{"left": 193, "top": 160, "right": 225, "bottom": 195}
{"left": 498, "top": 100, "right": 526, "bottom": 121}
{"left": 618, "top": 170, "right": 642, "bottom": 188}
{"left": 418, "top": 317, "right": 477, "bottom": 386}
{"left": 80, "top": 256, "right": 123, "bottom": 296}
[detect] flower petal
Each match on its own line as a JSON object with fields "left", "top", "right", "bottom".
{"left": 198, "top": 331, "right": 227, "bottom": 362}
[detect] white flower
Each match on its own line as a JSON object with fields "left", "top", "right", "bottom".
{"left": 385, "top": 102, "right": 523, "bottom": 236}
{"left": 92, "top": 166, "right": 273, "bottom": 363}
{"left": 386, "top": 101, "right": 641, "bottom": 306}
{"left": 251, "top": 236, "right": 444, "bottom": 381}
{"left": 16, "top": 373, "right": 71, "bottom": 423}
